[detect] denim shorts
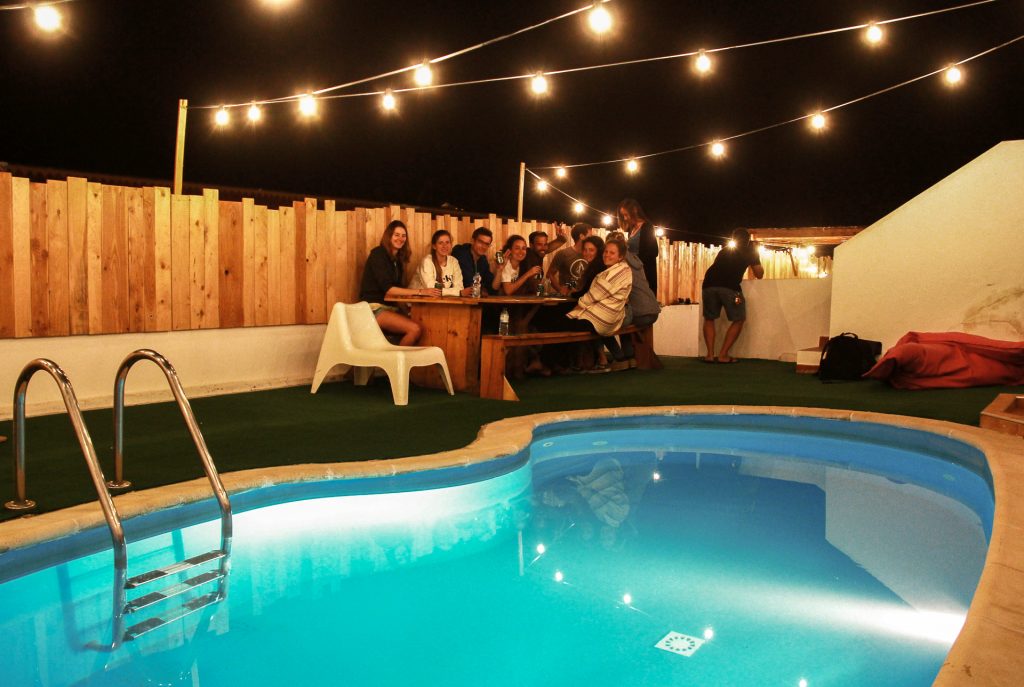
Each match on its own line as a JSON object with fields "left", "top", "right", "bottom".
{"left": 702, "top": 286, "right": 746, "bottom": 321}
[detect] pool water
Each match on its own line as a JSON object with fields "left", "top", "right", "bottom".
{"left": 0, "top": 416, "right": 992, "bottom": 686}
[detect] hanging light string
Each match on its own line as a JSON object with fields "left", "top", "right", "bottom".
{"left": 0, "top": 0, "right": 74, "bottom": 9}
{"left": 531, "top": 33, "right": 1024, "bottom": 170}
{"left": 192, "top": 0, "right": 615, "bottom": 110}
{"left": 197, "top": 0, "right": 1000, "bottom": 111}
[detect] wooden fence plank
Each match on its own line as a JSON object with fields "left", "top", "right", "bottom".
{"left": 306, "top": 204, "right": 325, "bottom": 323}
{"left": 202, "top": 188, "right": 220, "bottom": 328}
{"left": 140, "top": 187, "right": 158, "bottom": 332}
{"left": 323, "top": 200, "right": 337, "bottom": 313}
{"left": 85, "top": 182, "right": 103, "bottom": 334}
{"left": 11, "top": 177, "right": 31, "bottom": 337}
{"left": 333, "top": 209, "right": 350, "bottom": 303}
{"left": 126, "top": 187, "right": 147, "bottom": 332}
{"left": 188, "top": 195, "right": 206, "bottom": 329}
{"left": 29, "top": 183, "right": 49, "bottom": 336}
{"left": 279, "top": 205, "right": 296, "bottom": 324}
{"left": 0, "top": 174, "right": 14, "bottom": 338}
{"left": 242, "top": 197, "right": 256, "bottom": 326}
{"left": 267, "top": 208, "right": 281, "bottom": 324}
{"left": 153, "top": 186, "right": 172, "bottom": 331}
{"left": 254, "top": 204, "right": 269, "bottom": 326}
{"left": 45, "top": 180, "right": 70, "bottom": 336}
{"left": 66, "top": 177, "right": 89, "bottom": 335}
{"left": 101, "top": 185, "right": 128, "bottom": 334}
{"left": 218, "top": 200, "right": 244, "bottom": 329}
{"left": 170, "top": 194, "right": 191, "bottom": 330}
{"left": 292, "top": 200, "right": 308, "bottom": 323}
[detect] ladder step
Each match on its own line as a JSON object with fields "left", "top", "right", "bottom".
{"left": 125, "top": 570, "right": 224, "bottom": 613}
{"left": 123, "top": 592, "right": 222, "bottom": 642}
{"left": 125, "top": 550, "right": 226, "bottom": 589}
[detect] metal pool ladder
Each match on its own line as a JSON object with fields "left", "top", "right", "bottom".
{"left": 4, "top": 350, "right": 233, "bottom": 648}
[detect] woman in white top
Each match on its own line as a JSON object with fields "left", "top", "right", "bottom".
{"left": 492, "top": 234, "right": 542, "bottom": 295}
{"left": 411, "top": 230, "right": 472, "bottom": 297}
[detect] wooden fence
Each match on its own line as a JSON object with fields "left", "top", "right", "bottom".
{"left": 0, "top": 172, "right": 831, "bottom": 340}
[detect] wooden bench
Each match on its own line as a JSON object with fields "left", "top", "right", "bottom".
{"left": 479, "top": 326, "right": 662, "bottom": 401}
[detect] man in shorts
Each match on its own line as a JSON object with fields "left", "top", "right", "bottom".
{"left": 701, "top": 228, "right": 764, "bottom": 363}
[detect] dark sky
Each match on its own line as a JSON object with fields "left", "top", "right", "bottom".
{"left": 2, "top": 0, "right": 1021, "bottom": 240}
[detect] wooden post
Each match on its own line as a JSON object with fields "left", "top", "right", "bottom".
{"left": 516, "top": 161, "right": 525, "bottom": 222}
{"left": 173, "top": 99, "right": 188, "bottom": 195}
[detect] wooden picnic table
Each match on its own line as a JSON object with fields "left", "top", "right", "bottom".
{"left": 385, "top": 294, "right": 572, "bottom": 392}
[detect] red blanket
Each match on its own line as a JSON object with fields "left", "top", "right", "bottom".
{"left": 864, "top": 332, "right": 1024, "bottom": 389}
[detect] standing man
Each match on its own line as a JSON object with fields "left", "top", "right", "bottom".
{"left": 701, "top": 228, "right": 764, "bottom": 363}
{"left": 452, "top": 227, "right": 496, "bottom": 295}
{"left": 547, "top": 222, "right": 591, "bottom": 294}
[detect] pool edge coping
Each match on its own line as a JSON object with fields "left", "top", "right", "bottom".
{"left": 1, "top": 404, "right": 1021, "bottom": 686}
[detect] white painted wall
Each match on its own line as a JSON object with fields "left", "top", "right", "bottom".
{"left": 0, "top": 325, "right": 327, "bottom": 420}
{"left": 831, "top": 140, "right": 1024, "bottom": 350}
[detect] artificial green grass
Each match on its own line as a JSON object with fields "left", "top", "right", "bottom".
{"left": 0, "top": 357, "right": 1016, "bottom": 521}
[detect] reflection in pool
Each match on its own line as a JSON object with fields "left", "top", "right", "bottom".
{"left": 0, "top": 416, "right": 992, "bottom": 686}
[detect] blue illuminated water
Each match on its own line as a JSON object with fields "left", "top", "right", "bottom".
{"left": 0, "top": 416, "right": 992, "bottom": 686}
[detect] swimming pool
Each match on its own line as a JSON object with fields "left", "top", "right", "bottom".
{"left": 0, "top": 409, "right": 1015, "bottom": 686}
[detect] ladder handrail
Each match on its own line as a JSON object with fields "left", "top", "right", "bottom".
{"left": 4, "top": 359, "right": 128, "bottom": 573}
{"left": 111, "top": 349, "right": 233, "bottom": 550}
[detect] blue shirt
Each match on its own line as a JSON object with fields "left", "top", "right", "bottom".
{"left": 452, "top": 243, "right": 496, "bottom": 293}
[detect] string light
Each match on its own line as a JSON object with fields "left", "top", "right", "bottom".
{"left": 588, "top": 2, "right": 612, "bottom": 35}
{"left": 530, "top": 73, "right": 549, "bottom": 95}
{"left": 601, "top": 215, "right": 613, "bottom": 226}
{"left": 536, "top": 179, "right": 549, "bottom": 192}
{"left": 727, "top": 239, "right": 738, "bottom": 249}
{"left": 944, "top": 64, "right": 963, "bottom": 85}
{"left": 865, "top": 22, "right": 884, "bottom": 45}
{"left": 214, "top": 107, "right": 230, "bottom": 127}
{"left": 413, "top": 62, "right": 433, "bottom": 87}
{"left": 34, "top": 5, "right": 62, "bottom": 32}
{"left": 809, "top": 112, "right": 827, "bottom": 131}
{"left": 247, "top": 103, "right": 262, "bottom": 122}
{"left": 381, "top": 89, "right": 397, "bottom": 111}
{"left": 573, "top": 202, "right": 584, "bottom": 214}
{"left": 555, "top": 166, "right": 568, "bottom": 178}
{"left": 694, "top": 50, "right": 713, "bottom": 74}
{"left": 710, "top": 141, "right": 726, "bottom": 158}
{"left": 298, "top": 94, "right": 317, "bottom": 117}
{"left": 625, "top": 158, "right": 639, "bottom": 174}
{"left": 622, "top": 593, "right": 633, "bottom": 605}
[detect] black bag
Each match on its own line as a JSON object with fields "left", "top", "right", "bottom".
{"left": 818, "top": 332, "right": 882, "bottom": 382}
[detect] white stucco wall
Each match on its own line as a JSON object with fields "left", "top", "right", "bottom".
{"left": 830, "top": 140, "right": 1024, "bottom": 350}
{"left": 0, "top": 325, "right": 326, "bottom": 419}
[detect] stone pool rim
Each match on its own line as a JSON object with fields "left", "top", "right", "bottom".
{"left": 1, "top": 405, "right": 1021, "bottom": 687}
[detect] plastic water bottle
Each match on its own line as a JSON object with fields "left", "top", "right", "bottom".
{"left": 472, "top": 272, "right": 482, "bottom": 298}
{"left": 498, "top": 308, "right": 510, "bottom": 335}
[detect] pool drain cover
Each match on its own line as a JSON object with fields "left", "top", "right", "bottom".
{"left": 655, "top": 631, "right": 705, "bottom": 657}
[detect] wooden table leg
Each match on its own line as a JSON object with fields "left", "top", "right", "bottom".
{"left": 407, "top": 303, "right": 482, "bottom": 392}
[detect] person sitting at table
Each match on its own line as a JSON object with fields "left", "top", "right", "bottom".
{"left": 410, "top": 229, "right": 472, "bottom": 297}
{"left": 548, "top": 222, "right": 591, "bottom": 295}
{"left": 570, "top": 235, "right": 606, "bottom": 298}
{"left": 358, "top": 220, "right": 440, "bottom": 345}
{"left": 452, "top": 227, "right": 496, "bottom": 294}
{"left": 493, "top": 234, "right": 543, "bottom": 296}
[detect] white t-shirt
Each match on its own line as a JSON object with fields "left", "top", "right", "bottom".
{"left": 410, "top": 255, "right": 464, "bottom": 296}
{"left": 500, "top": 262, "right": 520, "bottom": 283}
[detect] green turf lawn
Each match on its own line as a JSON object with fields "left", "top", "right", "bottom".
{"left": 0, "top": 357, "right": 1016, "bottom": 520}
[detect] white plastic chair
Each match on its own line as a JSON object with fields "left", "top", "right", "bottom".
{"left": 311, "top": 302, "right": 454, "bottom": 406}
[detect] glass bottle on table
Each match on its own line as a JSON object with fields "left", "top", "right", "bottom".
{"left": 498, "top": 308, "right": 510, "bottom": 335}
{"left": 471, "top": 272, "right": 482, "bottom": 298}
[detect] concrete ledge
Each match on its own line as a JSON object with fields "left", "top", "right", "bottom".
{"left": 1, "top": 405, "right": 1021, "bottom": 686}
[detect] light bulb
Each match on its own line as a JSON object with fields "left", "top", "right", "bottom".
{"left": 536, "top": 180, "right": 549, "bottom": 192}
{"left": 652, "top": 470, "right": 662, "bottom": 479}
{"left": 554, "top": 571, "right": 564, "bottom": 582}
{"left": 601, "top": 215, "right": 613, "bottom": 226}
{"left": 588, "top": 4, "right": 612, "bottom": 34}
{"left": 626, "top": 158, "right": 639, "bottom": 174}
{"left": 704, "top": 627, "right": 715, "bottom": 640}
{"left": 555, "top": 167, "right": 567, "bottom": 179}
{"left": 727, "top": 239, "right": 737, "bottom": 249}
{"left": 622, "top": 593, "right": 633, "bottom": 605}
{"left": 799, "top": 680, "right": 808, "bottom": 687}
{"left": 298, "top": 94, "right": 317, "bottom": 117}
{"left": 531, "top": 73, "right": 549, "bottom": 95}
{"left": 414, "top": 62, "right": 433, "bottom": 87}
{"left": 865, "top": 23, "right": 884, "bottom": 44}
{"left": 536, "top": 543, "right": 546, "bottom": 555}
{"left": 695, "top": 50, "right": 712, "bottom": 74}
{"left": 382, "top": 89, "right": 397, "bottom": 111}
{"left": 214, "top": 107, "right": 230, "bottom": 127}
{"left": 710, "top": 141, "right": 726, "bottom": 158}
{"left": 573, "top": 202, "right": 584, "bottom": 214}
{"left": 810, "top": 113, "right": 827, "bottom": 131}
{"left": 944, "top": 65, "right": 963, "bottom": 85}
{"left": 34, "top": 6, "right": 62, "bottom": 32}
{"left": 247, "top": 104, "right": 262, "bottom": 123}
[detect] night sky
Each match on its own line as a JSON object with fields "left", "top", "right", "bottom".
{"left": 2, "top": 0, "right": 1021, "bottom": 241}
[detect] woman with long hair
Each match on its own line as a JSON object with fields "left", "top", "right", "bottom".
{"left": 571, "top": 235, "right": 607, "bottom": 298}
{"left": 492, "top": 234, "right": 543, "bottom": 295}
{"left": 411, "top": 229, "right": 470, "bottom": 297}
{"left": 358, "top": 220, "right": 439, "bottom": 345}
{"left": 617, "top": 198, "right": 658, "bottom": 293}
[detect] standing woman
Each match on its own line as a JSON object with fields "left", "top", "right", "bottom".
{"left": 358, "top": 220, "right": 440, "bottom": 345}
{"left": 492, "top": 234, "right": 542, "bottom": 295}
{"left": 411, "top": 229, "right": 471, "bottom": 296}
{"left": 617, "top": 198, "right": 658, "bottom": 294}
